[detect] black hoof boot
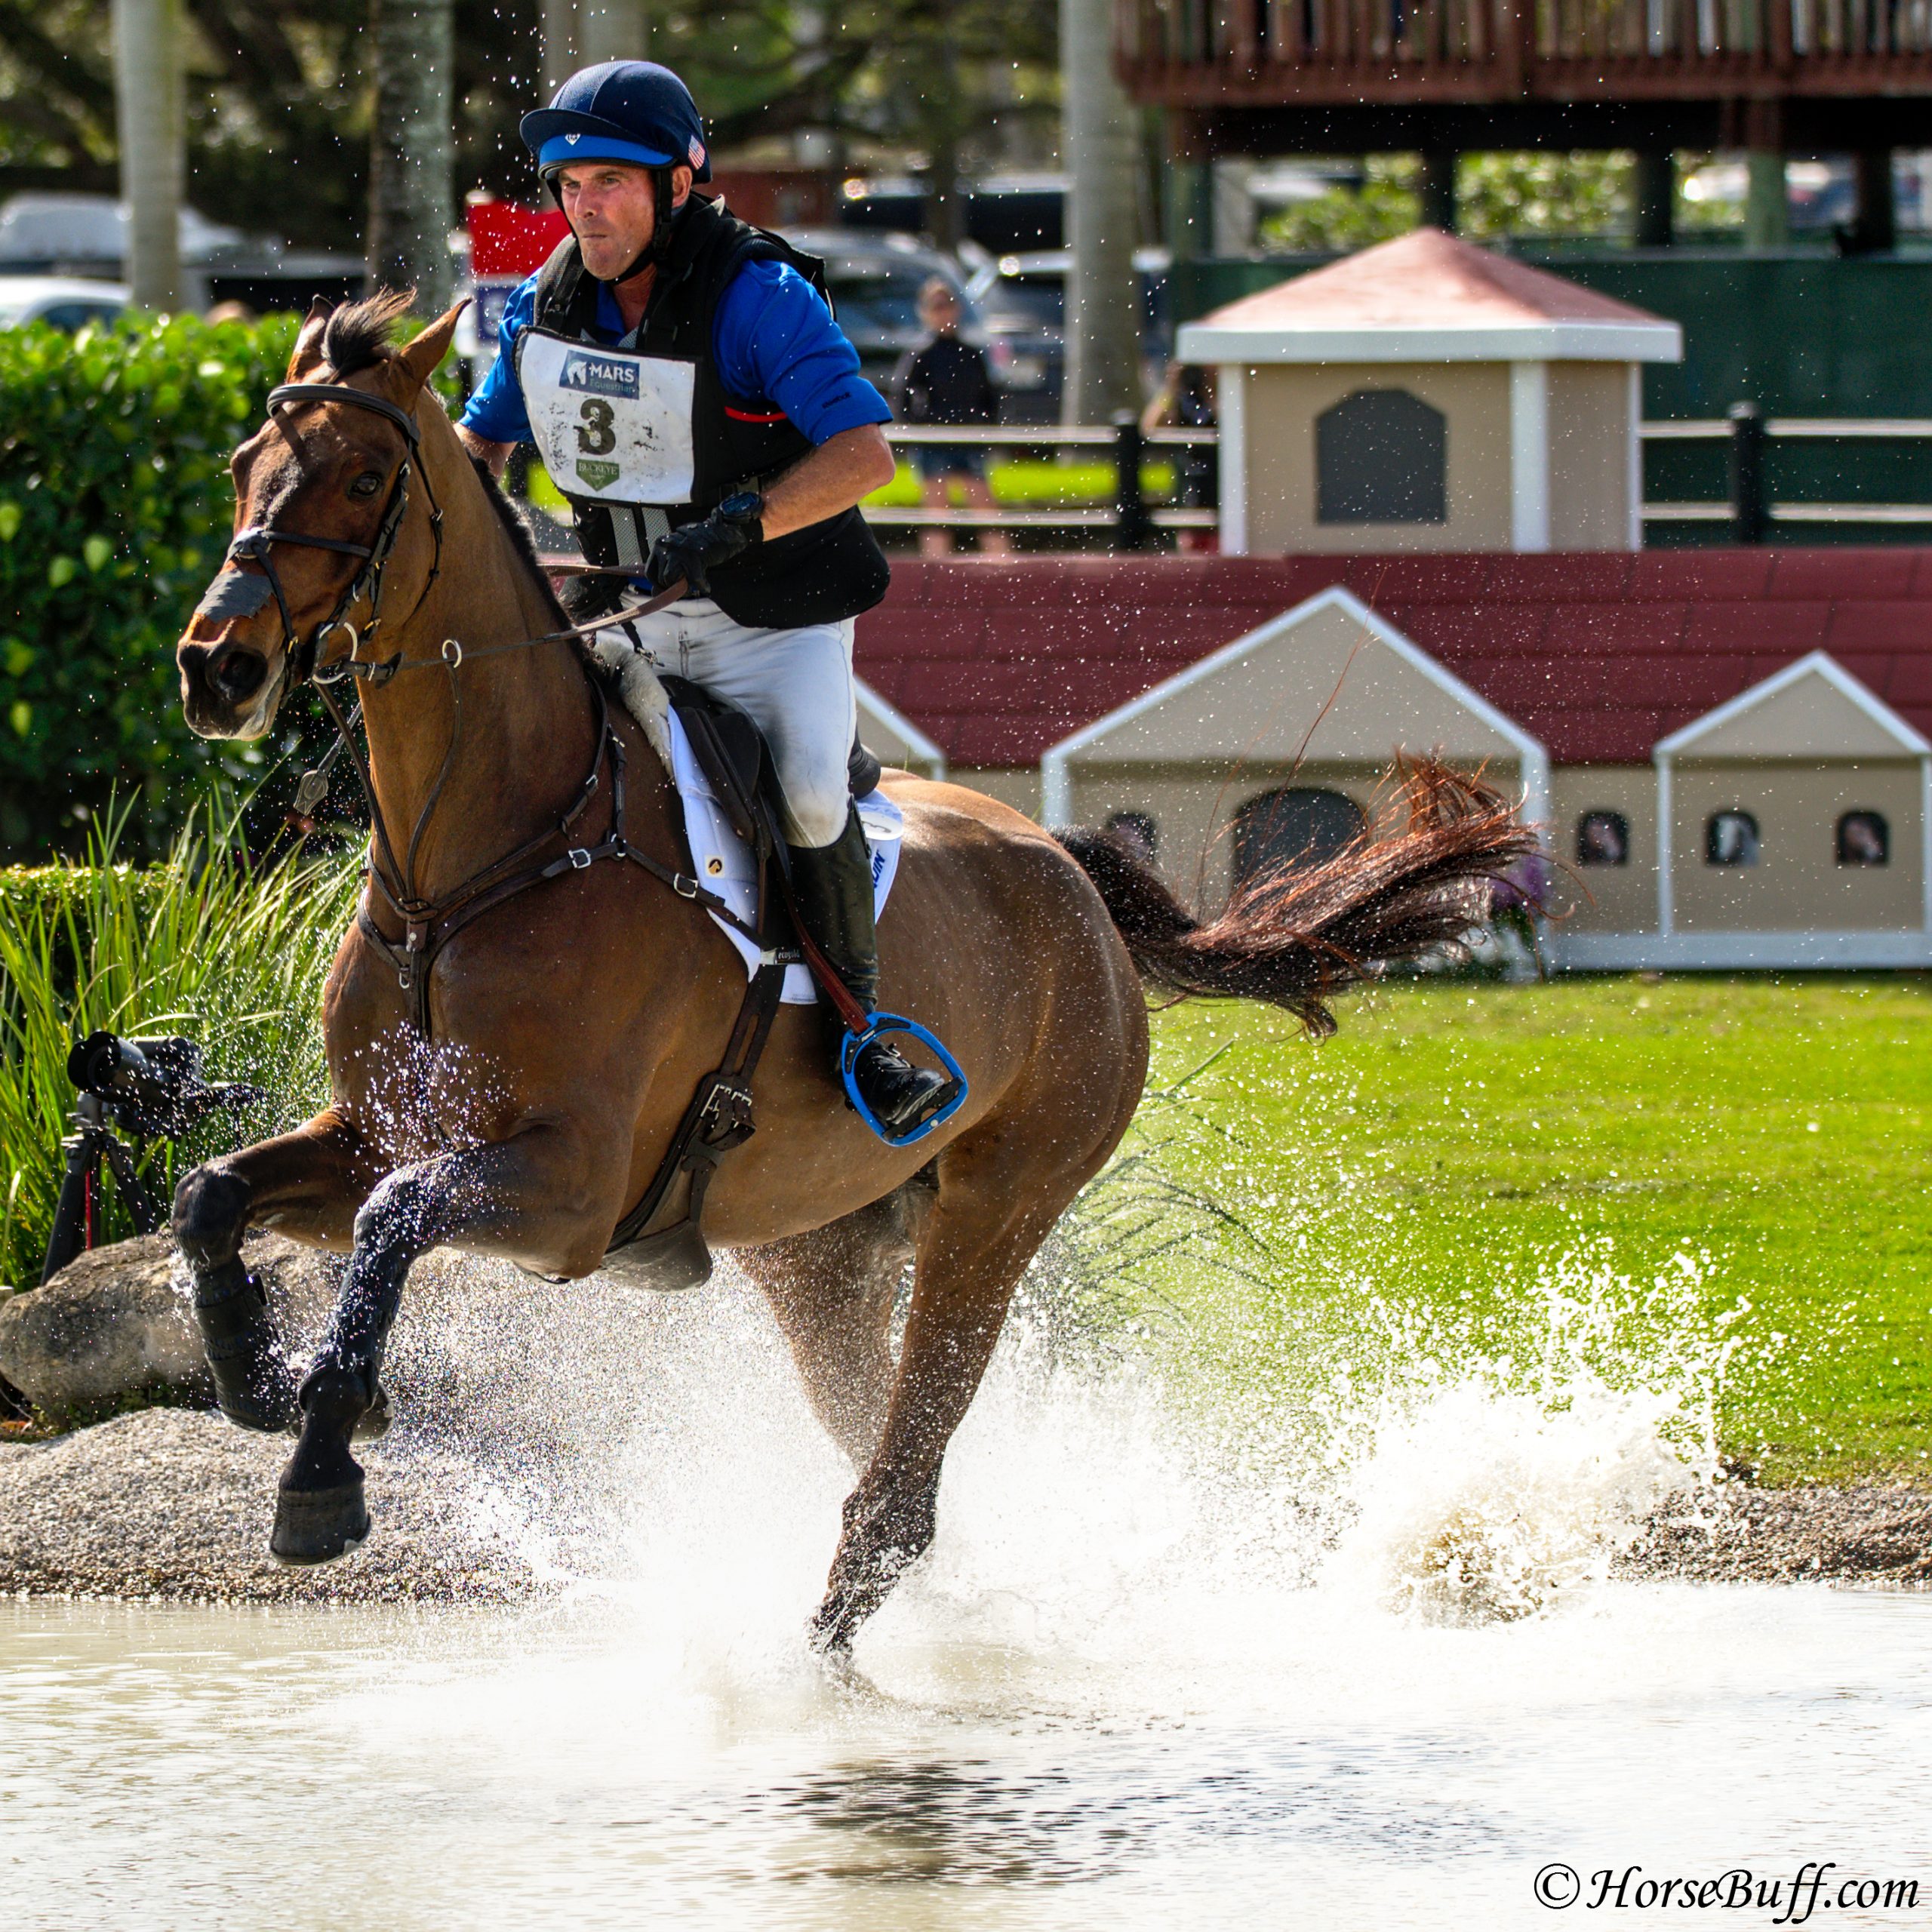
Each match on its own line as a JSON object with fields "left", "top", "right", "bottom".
{"left": 850, "top": 1038, "right": 961, "bottom": 1140}
{"left": 271, "top": 1368, "right": 371, "bottom": 1567}
{"left": 192, "top": 1260, "right": 296, "bottom": 1434}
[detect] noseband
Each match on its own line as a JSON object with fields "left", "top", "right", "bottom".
{"left": 223, "top": 382, "right": 445, "bottom": 690}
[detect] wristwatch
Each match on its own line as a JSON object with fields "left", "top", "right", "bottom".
{"left": 716, "top": 489, "right": 764, "bottom": 543}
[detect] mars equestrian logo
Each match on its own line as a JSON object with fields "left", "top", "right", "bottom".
{"left": 559, "top": 350, "right": 639, "bottom": 401}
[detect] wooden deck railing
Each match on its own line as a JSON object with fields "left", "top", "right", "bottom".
{"left": 1117, "top": 0, "right": 1932, "bottom": 100}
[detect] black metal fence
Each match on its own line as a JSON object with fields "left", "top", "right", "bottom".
{"left": 1641, "top": 414, "right": 1932, "bottom": 542}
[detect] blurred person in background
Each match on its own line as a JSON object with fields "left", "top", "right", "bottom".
{"left": 893, "top": 278, "right": 1008, "bottom": 558}
{"left": 1142, "top": 362, "right": 1217, "bottom": 555}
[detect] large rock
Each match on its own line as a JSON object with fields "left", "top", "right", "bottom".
{"left": 0, "top": 1233, "right": 340, "bottom": 1423}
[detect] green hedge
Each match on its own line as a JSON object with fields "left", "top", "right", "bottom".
{"left": 0, "top": 313, "right": 301, "bottom": 859}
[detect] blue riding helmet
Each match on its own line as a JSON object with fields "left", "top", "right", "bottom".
{"left": 519, "top": 61, "right": 712, "bottom": 183}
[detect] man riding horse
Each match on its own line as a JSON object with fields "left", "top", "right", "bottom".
{"left": 457, "top": 58, "right": 956, "bottom": 1142}
{"left": 167, "top": 54, "right": 1533, "bottom": 1644}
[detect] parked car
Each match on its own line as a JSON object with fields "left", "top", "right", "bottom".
{"left": 781, "top": 228, "right": 983, "bottom": 395}
{"left": 0, "top": 275, "right": 128, "bottom": 331}
{"left": 0, "top": 193, "right": 361, "bottom": 313}
{"left": 963, "top": 248, "right": 1172, "bottom": 423}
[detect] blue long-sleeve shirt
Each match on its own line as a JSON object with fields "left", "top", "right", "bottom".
{"left": 460, "top": 255, "right": 892, "bottom": 448}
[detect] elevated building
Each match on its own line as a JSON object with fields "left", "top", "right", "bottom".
{"left": 1116, "top": 0, "right": 1932, "bottom": 248}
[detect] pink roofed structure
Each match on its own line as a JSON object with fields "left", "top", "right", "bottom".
{"left": 1186, "top": 227, "right": 1668, "bottom": 340}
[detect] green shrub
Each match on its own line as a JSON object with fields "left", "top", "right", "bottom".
{"left": 0, "top": 312, "right": 302, "bottom": 859}
{"left": 0, "top": 800, "right": 359, "bottom": 1288}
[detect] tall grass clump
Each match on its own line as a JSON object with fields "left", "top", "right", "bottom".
{"left": 0, "top": 800, "right": 358, "bottom": 1286}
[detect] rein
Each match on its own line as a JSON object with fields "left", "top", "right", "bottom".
{"left": 227, "top": 377, "right": 737, "bottom": 1038}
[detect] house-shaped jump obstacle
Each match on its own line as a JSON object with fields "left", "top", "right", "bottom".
{"left": 855, "top": 553, "right": 1932, "bottom": 971}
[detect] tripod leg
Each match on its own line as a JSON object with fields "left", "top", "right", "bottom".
{"left": 40, "top": 1133, "right": 100, "bottom": 1285}
{"left": 100, "top": 1134, "right": 162, "bottom": 1238}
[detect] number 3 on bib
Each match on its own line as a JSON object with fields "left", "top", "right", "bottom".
{"left": 576, "top": 398, "right": 617, "bottom": 456}
{"left": 516, "top": 328, "right": 698, "bottom": 506}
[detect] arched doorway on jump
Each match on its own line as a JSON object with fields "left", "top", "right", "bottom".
{"left": 1233, "top": 786, "right": 1367, "bottom": 886}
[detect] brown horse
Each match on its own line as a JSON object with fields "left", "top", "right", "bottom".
{"left": 171, "top": 294, "right": 1534, "bottom": 1651}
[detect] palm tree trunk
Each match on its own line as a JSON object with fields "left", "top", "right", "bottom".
{"left": 112, "top": 0, "right": 183, "bottom": 311}
{"left": 579, "top": 0, "right": 648, "bottom": 64}
{"left": 1059, "top": 0, "right": 1143, "bottom": 423}
{"left": 368, "top": 0, "right": 456, "bottom": 309}
{"left": 541, "top": 0, "right": 580, "bottom": 92}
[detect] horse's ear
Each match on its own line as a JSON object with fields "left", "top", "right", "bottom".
{"left": 286, "top": 296, "right": 334, "bottom": 379}
{"left": 395, "top": 301, "right": 467, "bottom": 395}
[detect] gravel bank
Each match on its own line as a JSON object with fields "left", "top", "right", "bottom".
{"left": 0, "top": 1408, "right": 554, "bottom": 1604}
{"left": 1623, "top": 1483, "right": 1932, "bottom": 1588}
{"left": 2, "top": 1403, "right": 1924, "bottom": 1604}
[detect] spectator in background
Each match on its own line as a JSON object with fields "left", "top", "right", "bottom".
{"left": 1142, "top": 362, "right": 1218, "bottom": 554}
{"left": 893, "top": 277, "right": 1009, "bottom": 558}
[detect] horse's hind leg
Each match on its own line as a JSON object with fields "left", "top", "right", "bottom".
{"left": 740, "top": 1181, "right": 928, "bottom": 1469}
{"left": 808, "top": 1145, "right": 1075, "bottom": 1655}
{"left": 173, "top": 1110, "right": 377, "bottom": 1432}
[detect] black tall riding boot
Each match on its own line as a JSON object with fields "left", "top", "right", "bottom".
{"left": 788, "top": 807, "right": 959, "bottom": 1139}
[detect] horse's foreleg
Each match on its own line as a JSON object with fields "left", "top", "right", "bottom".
{"left": 172, "top": 1111, "right": 377, "bottom": 1432}
{"left": 271, "top": 1125, "right": 608, "bottom": 1566}
{"left": 808, "top": 1157, "right": 1062, "bottom": 1655}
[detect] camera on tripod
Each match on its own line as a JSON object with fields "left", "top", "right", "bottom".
{"left": 39, "top": 1032, "right": 260, "bottom": 1286}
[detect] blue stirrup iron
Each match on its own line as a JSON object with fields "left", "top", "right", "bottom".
{"left": 840, "top": 1014, "right": 968, "bottom": 1148}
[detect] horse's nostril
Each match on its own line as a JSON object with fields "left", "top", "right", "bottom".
{"left": 208, "top": 647, "right": 269, "bottom": 703}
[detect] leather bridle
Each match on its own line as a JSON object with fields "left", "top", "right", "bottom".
{"left": 228, "top": 381, "right": 447, "bottom": 695}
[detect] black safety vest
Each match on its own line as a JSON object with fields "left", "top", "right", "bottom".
{"left": 521, "top": 196, "right": 891, "bottom": 629}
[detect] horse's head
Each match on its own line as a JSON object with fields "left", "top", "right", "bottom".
{"left": 177, "top": 292, "right": 463, "bottom": 740}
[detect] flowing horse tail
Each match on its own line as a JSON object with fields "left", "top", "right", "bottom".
{"left": 1054, "top": 759, "right": 1543, "bottom": 1038}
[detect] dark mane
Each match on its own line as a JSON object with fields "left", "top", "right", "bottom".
{"left": 465, "top": 454, "right": 568, "bottom": 625}
{"left": 320, "top": 287, "right": 416, "bottom": 376}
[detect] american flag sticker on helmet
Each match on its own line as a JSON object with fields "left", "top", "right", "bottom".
{"left": 688, "top": 137, "right": 706, "bottom": 168}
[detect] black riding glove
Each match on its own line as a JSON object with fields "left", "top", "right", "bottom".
{"left": 646, "top": 490, "right": 764, "bottom": 598}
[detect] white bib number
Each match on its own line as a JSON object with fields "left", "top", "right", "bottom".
{"left": 518, "top": 328, "right": 697, "bottom": 505}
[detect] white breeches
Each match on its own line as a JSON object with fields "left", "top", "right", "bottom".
{"left": 610, "top": 598, "right": 859, "bottom": 850}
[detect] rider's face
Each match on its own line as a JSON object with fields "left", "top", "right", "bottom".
{"left": 556, "top": 162, "right": 691, "bottom": 280}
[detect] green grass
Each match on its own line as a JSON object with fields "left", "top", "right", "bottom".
{"left": 523, "top": 459, "right": 1178, "bottom": 512}
{"left": 1130, "top": 977, "right": 1932, "bottom": 1487}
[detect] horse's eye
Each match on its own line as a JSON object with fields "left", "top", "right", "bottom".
{"left": 349, "top": 470, "right": 383, "bottom": 498}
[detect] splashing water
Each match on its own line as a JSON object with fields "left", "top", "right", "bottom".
{"left": 10, "top": 1130, "right": 1922, "bottom": 1926}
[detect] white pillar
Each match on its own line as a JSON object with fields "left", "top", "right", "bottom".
{"left": 1657, "top": 754, "right": 1675, "bottom": 936}
{"left": 112, "top": 0, "right": 183, "bottom": 311}
{"left": 1921, "top": 752, "right": 1931, "bottom": 931}
{"left": 1212, "top": 161, "right": 1258, "bottom": 256}
{"left": 1626, "top": 361, "right": 1645, "bottom": 551}
{"left": 1041, "top": 749, "right": 1072, "bottom": 827}
{"left": 1509, "top": 360, "right": 1551, "bottom": 552}
{"left": 1217, "top": 364, "right": 1248, "bottom": 555}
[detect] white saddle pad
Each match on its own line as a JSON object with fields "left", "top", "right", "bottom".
{"left": 666, "top": 706, "right": 903, "bottom": 1004}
